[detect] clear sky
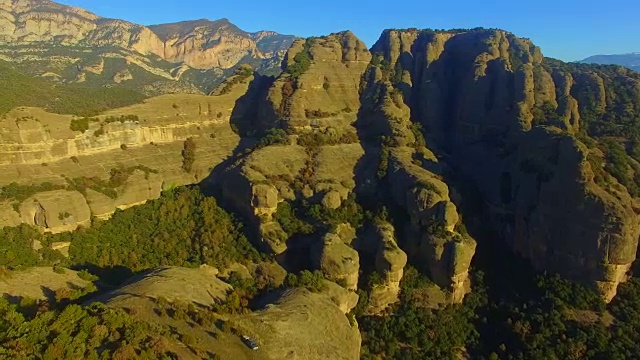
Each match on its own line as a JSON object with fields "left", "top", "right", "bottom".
{"left": 57, "top": 0, "right": 639, "bottom": 62}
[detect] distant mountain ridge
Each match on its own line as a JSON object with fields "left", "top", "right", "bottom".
{"left": 0, "top": 0, "right": 295, "bottom": 94}
{"left": 580, "top": 53, "right": 640, "bottom": 71}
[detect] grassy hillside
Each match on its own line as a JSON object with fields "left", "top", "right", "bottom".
{"left": 0, "top": 60, "right": 147, "bottom": 116}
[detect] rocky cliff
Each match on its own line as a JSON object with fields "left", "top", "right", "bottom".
{"left": 363, "top": 222, "right": 408, "bottom": 313}
{"left": 258, "top": 31, "right": 370, "bottom": 131}
{"left": 0, "top": 0, "right": 294, "bottom": 94}
{"left": 0, "top": 70, "right": 255, "bottom": 233}
{"left": 217, "top": 28, "right": 640, "bottom": 304}
{"left": 365, "top": 28, "right": 640, "bottom": 301}
{"left": 2, "top": 12, "right": 640, "bottom": 306}
{"left": 217, "top": 30, "right": 476, "bottom": 306}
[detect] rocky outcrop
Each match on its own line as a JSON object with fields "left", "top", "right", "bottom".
{"left": 259, "top": 31, "right": 371, "bottom": 131}
{"left": 220, "top": 139, "right": 364, "bottom": 257}
{"left": 18, "top": 190, "right": 91, "bottom": 233}
{"left": 324, "top": 280, "right": 360, "bottom": 314}
{"left": 113, "top": 69, "right": 132, "bottom": 83}
{"left": 366, "top": 222, "right": 408, "bottom": 313}
{"left": 355, "top": 37, "right": 477, "bottom": 302}
{"left": 219, "top": 28, "right": 640, "bottom": 303}
{"left": 236, "top": 288, "right": 361, "bottom": 360}
{"left": 312, "top": 226, "right": 360, "bottom": 290}
{"left": 366, "top": 28, "right": 640, "bottom": 300}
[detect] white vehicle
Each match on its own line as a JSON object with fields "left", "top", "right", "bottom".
{"left": 241, "top": 335, "right": 259, "bottom": 350}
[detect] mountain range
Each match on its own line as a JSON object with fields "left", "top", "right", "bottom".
{"left": 580, "top": 52, "right": 640, "bottom": 71}
{"left": 0, "top": 0, "right": 295, "bottom": 94}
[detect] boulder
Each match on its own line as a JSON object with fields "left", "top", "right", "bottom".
{"left": 19, "top": 190, "right": 91, "bottom": 233}
{"left": 312, "top": 231, "right": 360, "bottom": 291}
{"left": 324, "top": 280, "right": 360, "bottom": 314}
{"left": 322, "top": 190, "right": 342, "bottom": 209}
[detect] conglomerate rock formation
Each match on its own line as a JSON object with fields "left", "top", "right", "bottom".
{"left": 2, "top": 21, "right": 640, "bottom": 307}
{"left": 218, "top": 28, "right": 640, "bottom": 304}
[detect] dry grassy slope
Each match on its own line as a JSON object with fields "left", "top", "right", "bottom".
{"left": 234, "top": 288, "right": 361, "bottom": 360}
{"left": 96, "top": 266, "right": 231, "bottom": 308}
{"left": 0, "top": 77, "right": 251, "bottom": 231}
{"left": 0, "top": 267, "right": 91, "bottom": 301}
{"left": 88, "top": 266, "right": 269, "bottom": 360}
{"left": 86, "top": 267, "right": 359, "bottom": 360}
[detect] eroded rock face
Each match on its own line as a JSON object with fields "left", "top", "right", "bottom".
{"left": 367, "top": 222, "right": 408, "bottom": 313}
{"left": 0, "top": 1, "right": 294, "bottom": 71}
{"left": 219, "top": 138, "right": 365, "bottom": 257}
{"left": 324, "top": 280, "right": 360, "bottom": 314}
{"left": 312, "top": 228, "right": 360, "bottom": 290}
{"left": 259, "top": 31, "right": 371, "bottom": 131}
{"left": 18, "top": 190, "right": 90, "bottom": 233}
{"left": 367, "top": 28, "right": 640, "bottom": 300}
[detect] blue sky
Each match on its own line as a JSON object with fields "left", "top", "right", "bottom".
{"left": 58, "top": 0, "right": 640, "bottom": 61}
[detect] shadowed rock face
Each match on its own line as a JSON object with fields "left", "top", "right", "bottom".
{"left": 366, "top": 28, "right": 640, "bottom": 301}
{"left": 220, "top": 28, "right": 640, "bottom": 303}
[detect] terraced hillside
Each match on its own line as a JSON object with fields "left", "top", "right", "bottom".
{"left": 0, "top": 68, "right": 254, "bottom": 233}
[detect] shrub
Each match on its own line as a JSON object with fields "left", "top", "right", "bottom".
{"left": 217, "top": 66, "right": 253, "bottom": 95}
{"left": 53, "top": 265, "right": 66, "bottom": 274}
{"left": 77, "top": 269, "right": 99, "bottom": 282}
{"left": 255, "top": 128, "right": 289, "bottom": 149}
{"left": 284, "top": 270, "right": 326, "bottom": 292}
{"left": 70, "top": 118, "right": 90, "bottom": 133}
{"left": 285, "top": 38, "right": 314, "bottom": 80}
{"left": 103, "top": 114, "right": 139, "bottom": 124}
{"left": 0, "top": 182, "right": 66, "bottom": 203}
{"left": 181, "top": 138, "right": 196, "bottom": 173}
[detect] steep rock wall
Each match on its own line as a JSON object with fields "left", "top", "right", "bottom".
{"left": 368, "top": 28, "right": 640, "bottom": 300}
